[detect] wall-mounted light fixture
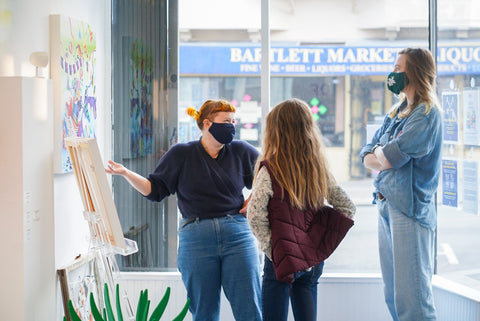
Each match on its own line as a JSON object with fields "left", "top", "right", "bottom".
{"left": 29, "top": 51, "right": 49, "bottom": 78}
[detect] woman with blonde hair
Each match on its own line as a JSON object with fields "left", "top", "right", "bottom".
{"left": 247, "top": 98, "right": 356, "bottom": 321}
{"left": 107, "top": 99, "right": 262, "bottom": 321}
{"left": 360, "top": 48, "right": 443, "bottom": 321}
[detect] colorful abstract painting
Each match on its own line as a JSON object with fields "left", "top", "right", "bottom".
{"left": 50, "top": 15, "right": 97, "bottom": 173}
{"left": 125, "top": 37, "right": 153, "bottom": 158}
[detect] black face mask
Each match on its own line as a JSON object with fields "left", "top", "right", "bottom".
{"left": 208, "top": 122, "right": 235, "bottom": 144}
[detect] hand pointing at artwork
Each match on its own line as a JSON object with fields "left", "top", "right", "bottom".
{"left": 105, "top": 160, "right": 151, "bottom": 196}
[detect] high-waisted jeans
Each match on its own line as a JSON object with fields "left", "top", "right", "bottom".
{"left": 177, "top": 214, "right": 262, "bottom": 321}
{"left": 377, "top": 198, "right": 437, "bottom": 321}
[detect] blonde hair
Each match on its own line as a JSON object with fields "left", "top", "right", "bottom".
{"left": 186, "top": 99, "right": 236, "bottom": 129}
{"left": 255, "top": 98, "right": 332, "bottom": 210}
{"left": 389, "top": 48, "right": 441, "bottom": 119}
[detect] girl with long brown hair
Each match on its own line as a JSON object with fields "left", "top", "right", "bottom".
{"left": 247, "top": 98, "right": 355, "bottom": 321}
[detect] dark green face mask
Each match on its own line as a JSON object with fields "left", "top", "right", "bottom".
{"left": 386, "top": 71, "right": 407, "bottom": 95}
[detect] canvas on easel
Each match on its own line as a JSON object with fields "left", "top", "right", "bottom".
{"left": 65, "top": 137, "right": 127, "bottom": 250}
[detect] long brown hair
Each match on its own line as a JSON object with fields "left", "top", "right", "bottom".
{"left": 389, "top": 48, "right": 440, "bottom": 118}
{"left": 255, "top": 98, "right": 332, "bottom": 210}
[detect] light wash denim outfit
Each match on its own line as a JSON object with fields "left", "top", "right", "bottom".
{"left": 360, "top": 102, "right": 443, "bottom": 321}
{"left": 177, "top": 214, "right": 262, "bottom": 321}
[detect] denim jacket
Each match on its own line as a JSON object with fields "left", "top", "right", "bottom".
{"left": 360, "top": 101, "right": 443, "bottom": 227}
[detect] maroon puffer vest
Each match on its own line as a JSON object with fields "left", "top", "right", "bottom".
{"left": 261, "top": 161, "right": 354, "bottom": 283}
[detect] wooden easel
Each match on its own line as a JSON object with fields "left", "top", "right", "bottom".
{"left": 66, "top": 137, "right": 138, "bottom": 320}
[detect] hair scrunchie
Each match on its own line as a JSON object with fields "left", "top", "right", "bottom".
{"left": 186, "top": 107, "right": 200, "bottom": 120}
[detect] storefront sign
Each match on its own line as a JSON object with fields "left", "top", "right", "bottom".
{"left": 180, "top": 44, "right": 480, "bottom": 76}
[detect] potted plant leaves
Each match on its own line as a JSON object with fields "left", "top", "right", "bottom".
{"left": 64, "top": 283, "right": 190, "bottom": 321}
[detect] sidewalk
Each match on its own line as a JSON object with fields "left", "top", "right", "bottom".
{"left": 339, "top": 178, "right": 376, "bottom": 206}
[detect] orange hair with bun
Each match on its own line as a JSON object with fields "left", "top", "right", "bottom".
{"left": 186, "top": 107, "right": 200, "bottom": 120}
{"left": 187, "top": 99, "right": 236, "bottom": 129}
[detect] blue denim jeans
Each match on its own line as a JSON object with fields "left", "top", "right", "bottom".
{"left": 377, "top": 198, "right": 437, "bottom": 321}
{"left": 262, "top": 256, "right": 324, "bottom": 321}
{"left": 177, "top": 214, "right": 262, "bottom": 321}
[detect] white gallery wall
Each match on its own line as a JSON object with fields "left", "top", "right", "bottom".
{"left": 0, "top": 0, "right": 111, "bottom": 275}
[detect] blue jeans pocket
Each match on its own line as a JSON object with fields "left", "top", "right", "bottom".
{"left": 226, "top": 213, "right": 248, "bottom": 224}
{"left": 294, "top": 262, "right": 324, "bottom": 284}
{"left": 178, "top": 217, "right": 197, "bottom": 232}
{"left": 310, "top": 262, "right": 324, "bottom": 281}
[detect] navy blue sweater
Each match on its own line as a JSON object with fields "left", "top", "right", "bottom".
{"left": 146, "top": 139, "right": 259, "bottom": 219}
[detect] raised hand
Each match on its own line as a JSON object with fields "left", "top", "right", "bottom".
{"left": 105, "top": 160, "right": 128, "bottom": 176}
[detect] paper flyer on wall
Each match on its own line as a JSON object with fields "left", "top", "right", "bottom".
{"left": 442, "top": 159, "right": 458, "bottom": 208}
{"left": 462, "top": 88, "right": 480, "bottom": 146}
{"left": 442, "top": 91, "right": 459, "bottom": 144}
{"left": 463, "top": 160, "right": 479, "bottom": 215}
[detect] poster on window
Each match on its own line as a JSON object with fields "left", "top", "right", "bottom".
{"left": 463, "top": 88, "right": 480, "bottom": 146}
{"left": 121, "top": 37, "right": 154, "bottom": 158}
{"left": 50, "top": 15, "right": 97, "bottom": 173}
{"left": 463, "top": 160, "right": 478, "bottom": 215}
{"left": 442, "top": 91, "right": 459, "bottom": 144}
{"left": 442, "top": 159, "right": 458, "bottom": 207}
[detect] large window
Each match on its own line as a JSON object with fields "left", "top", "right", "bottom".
{"left": 112, "top": 0, "right": 480, "bottom": 292}
{"left": 436, "top": 0, "right": 480, "bottom": 290}
{"left": 111, "top": 0, "right": 177, "bottom": 271}
{"left": 178, "top": 0, "right": 426, "bottom": 277}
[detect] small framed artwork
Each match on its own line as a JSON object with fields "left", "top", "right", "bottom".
{"left": 57, "top": 252, "right": 104, "bottom": 321}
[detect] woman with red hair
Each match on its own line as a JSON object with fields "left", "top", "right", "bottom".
{"left": 107, "top": 99, "right": 262, "bottom": 321}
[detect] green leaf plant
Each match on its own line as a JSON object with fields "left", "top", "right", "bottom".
{"left": 64, "top": 283, "right": 190, "bottom": 321}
